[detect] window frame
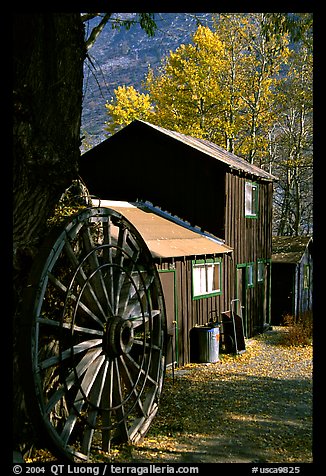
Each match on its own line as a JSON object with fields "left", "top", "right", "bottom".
{"left": 246, "top": 262, "right": 255, "bottom": 288}
{"left": 303, "top": 264, "right": 310, "bottom": 289}
{"left": 245, "top": 181, "right": 259, "bottom": 218}
{"left": 257, "top": 259, "right": 265, "bottom": 283}
{"left": 192, "top": 257, "right": 222, "bottom": 300}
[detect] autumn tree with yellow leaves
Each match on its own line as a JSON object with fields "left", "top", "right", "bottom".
{"left": 104, "top": 13, "right": 312, "bottom": 235}
{"left": 271, "top": 43, "right": 313, "bottom": 236}
{"left": 105, "top": 14, "right": 290, "bottom": 165}
{"left": 105, "top": 85, "right": 154, "bottom": 135}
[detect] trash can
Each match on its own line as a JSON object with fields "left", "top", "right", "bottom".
{"left": 190, "top": 325, "right": 220, "bottom": 363}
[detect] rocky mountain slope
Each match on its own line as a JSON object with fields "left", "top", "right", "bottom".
{"left": 81, "top": 13, "right": 212, "bottom": 147}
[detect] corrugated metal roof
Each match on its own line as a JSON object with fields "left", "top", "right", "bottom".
{"left": 94, "top": 199, "right": 233, "bottom": 258}
{"left": 139, "top": 120, "right": 277, "bottom": 181}
{"left": 272, "top": 236, "right": 312, "bottom": 264}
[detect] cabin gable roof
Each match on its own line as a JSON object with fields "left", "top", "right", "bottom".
{"left": 272, "top": 236, "right": 313, "bottom": 264}
{"left": 81, "top": 120, "right": 277, "bottom": 182}
{"left": 137, "top": 121, "right": 277, "bottom": 181}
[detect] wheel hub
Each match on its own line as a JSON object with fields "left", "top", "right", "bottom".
{"left": 24, "top": 207, "right": 166, "bottom": 460}
{"left": 103, "top": 316, "right": 134, "bottom": 357}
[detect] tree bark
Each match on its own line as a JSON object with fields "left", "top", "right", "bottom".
{"left": 13, "top": 13, "right": 85, "bottom": 452}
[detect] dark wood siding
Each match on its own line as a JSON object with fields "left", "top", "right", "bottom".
{"left": 156, "top": 255, "right": 228, "bottom": 366}
{"left": 224, "top": 173, "right": 273, "bottom": 336}
{"left": 80, "top": 124, "right": 226, "bottom": 239}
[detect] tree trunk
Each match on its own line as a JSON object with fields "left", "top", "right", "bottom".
{"left": 13, "top": 13, "right": 85, "bottom": 453}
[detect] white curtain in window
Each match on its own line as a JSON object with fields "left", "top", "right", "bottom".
{"left": 245, "top": 182, "right": 252, "bottom": 216}
{"left": 206, "top": 264, "right": 214, "bottom": 293}
{"left": 193, "top": 262, "right": 221, "bottom": 297}
{"left": 193, "top": 265, "right": 206, "bottom": 295}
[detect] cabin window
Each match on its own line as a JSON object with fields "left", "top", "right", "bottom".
{"left": 192, "top": 258, "right": 222, "bottom": 300}
{"left": 303, "top": 264, "right": 310, "bottom": 289}
{"left": 245, "top": 181, "right": 258, "bottom": 218}
{"left": 246, "top": 263, "right": 255, "bottom": 288}
{"left": 257, "top": 260, "right": 264, "bottom": 282}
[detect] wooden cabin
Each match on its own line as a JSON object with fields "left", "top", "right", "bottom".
{"left": 80, "top": 120, "right": 276, "bottom": 350}
{"left": 271, "top": 236, "right": 313, "bottom": 324}
{"left": 94, "top": 199, "right": 232, "bottom": 366}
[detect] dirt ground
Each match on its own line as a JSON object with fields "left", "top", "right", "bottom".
{"left": 29, "top": 327, "right": 313, "bottom": 464}
{"left": 102, "top": 327, "right": 313, "bottom": 464}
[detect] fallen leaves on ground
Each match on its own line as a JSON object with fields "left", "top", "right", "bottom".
{"left": 102, "top": 327, "right": 312, "bottom": 464}
{"left": 29, "top": 327, "right": 313, "bottom": 464}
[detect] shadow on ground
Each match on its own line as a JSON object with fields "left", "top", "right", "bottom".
{"left": 130, "top": 370, "right": 312, "bottom": 463}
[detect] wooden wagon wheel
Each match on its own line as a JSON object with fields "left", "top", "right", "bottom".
{"left": 21, "top": 207, "right": 166, "bottom": 461}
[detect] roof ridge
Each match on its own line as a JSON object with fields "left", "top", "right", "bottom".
{"left": 137, "top": 120, "right": 277, "bottom": 181}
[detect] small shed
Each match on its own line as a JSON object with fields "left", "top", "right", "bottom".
{"left": 94, "top": 199, "right": 233, "bottom": 366}
{"left": 271, "top": 236, "right": 313, "bottom": 324}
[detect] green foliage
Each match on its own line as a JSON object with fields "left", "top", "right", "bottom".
{"left": 111, "top": 13, "right": 157, "bottom": 36}
{"left": 261, "top": 13, "right": 313, "bottom": 48}
{"left": 138, "top": 13, "right": 157, "bottom": 37}
{"left": 83, "top": 13, "right": 157, "bottom": 51}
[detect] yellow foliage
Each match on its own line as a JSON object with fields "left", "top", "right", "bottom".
{"left": 105, "top": 15, "right": 297, "bottom": 166}
{"left": 105, "top": 85, "right": 153, "bottom": 135}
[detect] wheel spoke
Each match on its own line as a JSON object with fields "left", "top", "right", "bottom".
{"left": 121, "top": 272, "right": 154, "bottom": 318}
{"left": 112, "top": 357, "right": 129, "bottom": 441}
{"left": 46, "top": 271, "right": 104, "bottom": 328}
{"left": 64, "top": 239, "right": 107, "bottom": 321}
{"left": 124, "top": 353, "right": 158, "bottom": 387}
{"left": 81, "top": 359, "right": 109, "bottom": 455}
{"left": 60, "top": 354, "right": 106, "bottom": 446}
{"left": 102, "top": 220, "right": 116, "bottom": 310}
{"left": 37, "top": 317, "right": 103, "bottom": 337}
{"left": 129, "top": 309, "right": 160, "bottom": 329}
{"left": 101, "top": 358, "right": 114, "bottom": 452}
{"left": 118, "top": 355, "right": 145, "bottom": 416}
{"left": 45, "top": 347, "right": 104, "bottom": 414}
{"left": 25, "top": 207, "right": 166, "bottom": 460}
{"left": 113, "top": 227, "right": 129, "bottom": 314}
{"left": 39, "top": 339, "right": 102, "bottom": 370}
{"left": 132, "top": 339, "right": 161, "bottom": 352}
{"left": 116, "top": 258, "right": 141, "bottom": 317}
{"left": 81, "top": 225, "right": 112, "bottom": 315}
{"left": 115, "top": 227, "right": 128, "bottom": 268}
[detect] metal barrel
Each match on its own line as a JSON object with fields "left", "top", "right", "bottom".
{"left": 190, "top": 325, "right": 220, "bottom": 363}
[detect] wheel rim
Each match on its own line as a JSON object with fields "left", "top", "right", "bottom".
{"left": 23, "top": 207, "right": 166, "bottom": 461}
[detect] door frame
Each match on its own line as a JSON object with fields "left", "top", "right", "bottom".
{"left": 235, "top": 263, "right": 247, "bottom": 337}
{"left": 158, "top": 269, "right": 179, "bottom": 366}
{"left": 257, "top": 258, "right": 272, "bottom": 327}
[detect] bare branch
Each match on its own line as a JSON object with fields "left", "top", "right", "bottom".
{"left": 81, "top": 13, "right": 100, "bottom": 23}
{"left": 85, "top": 13, "right": 112, "bottom": 51}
